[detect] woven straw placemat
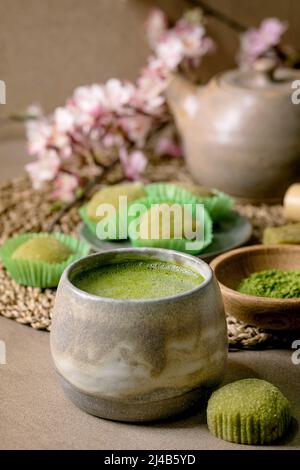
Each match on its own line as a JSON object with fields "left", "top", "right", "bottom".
{"left": 0, "top": 170, "right": 296, "bottom": 349}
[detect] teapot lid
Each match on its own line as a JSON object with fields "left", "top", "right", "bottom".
{"left": 219, "top": 58, "right": 300, "bottom": 94}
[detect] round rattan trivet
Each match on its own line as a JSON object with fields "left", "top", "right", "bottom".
{"left": 0, "top": 171, "right": 296, "bottom": 349}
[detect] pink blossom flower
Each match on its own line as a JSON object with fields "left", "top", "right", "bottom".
{"left": 175, "top": 20, "right": 206, "bottom": 58}
{"left": 119, "top": 149, "right": 147, "bottom": 181}
{"left": 146, "top": 8, "right": 215, "bottom": 72}
{"left": 145, "top": 8, "right": 168, "bottom": 48}
{"left": 259, "top": 17, "right": 288, "bottom": 46}
{"left": 155, "top": 136, "right": 183, "bottom": 158}
{"left": 156, "top": 33, "right": 185, "bottom": 70}
{"left": 50, "top": 130, "right": 72, "bottom": 159}
{"left": 101, "top": 133, "right": 115, "bottom": 148}
{"left": 68, "top": 85, "right": 106, "bottom": 134}
{"left": 26, "top": 150, "right": 60, "bottom": 189}
{"left": 239, "top": 17, "right": 288, "bottom": 67}
{"left": 47, "top": 110, "right": 73, "bottom": 158}
{"left": 104, "top": 79, "right": 135, "bottom": 113}
{"left": 53, "top": 107, "right": 75, "bottom": 133}
{"left": 72, "top": 84, "right": 106, "bottom": 117}
{"left": 134, "top": 59, "right": 167, "bottom": 114}
{"left": 143, "top": 56, "right": 168, "bottom": 78}
{"left": 102, "top": 132, "right": 124, "bottom": 148}
{"left": 51, "top": 172, "right": 78, "bottom": 202}
{"left": 26, "top": 109, "right": 72, "bottom": 160}
{"left": 26, "top": 118, "right": 52, "bottom": 156}
{"left": 119, "top": 115, "right": 152, "bottom": 147}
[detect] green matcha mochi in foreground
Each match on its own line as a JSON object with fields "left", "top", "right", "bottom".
{"left": 12, "top": 236, "right": 74, "bottom": 264}
{"left": 207, "top": 379, "right": 291, "bottom": 445}
{"left": 72, "top": 260, "right": 204, "bottom": 300}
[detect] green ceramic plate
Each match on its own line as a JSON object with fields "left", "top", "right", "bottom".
{"left": 79, "top": 211, "right": 252, "bottom": 262}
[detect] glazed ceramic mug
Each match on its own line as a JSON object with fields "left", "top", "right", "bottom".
{"left": 50, "top": 248, "right": 228, "bottom": 422}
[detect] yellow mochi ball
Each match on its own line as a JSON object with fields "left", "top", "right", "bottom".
{"left": 87, "top": 182, "right": 146, "bottom": 223}
{"left": 138, "top": 203, "right": 199, "bottom": 240}
{"left": 12, "top": 236, "right": 73, "bottom": 264}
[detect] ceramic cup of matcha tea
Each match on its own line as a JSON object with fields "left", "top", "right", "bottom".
{"left": 50, "top": 248, "right": 227, "bottom": 422}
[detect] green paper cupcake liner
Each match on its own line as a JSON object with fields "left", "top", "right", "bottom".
{"left": 200, "top": 190, "right": 234, "bottom": 222}
{"left": 207, "top": 405, "right": 291, "bottom": 445}
{"left": 145, "top": 183, "right": 200, "bottom": 204}
{"left": 145, "top": 183, "right": 234, "bottom": 222}
{"left": 79, "top": 205, "right": 128, "bottom": 241}
{"left": 0, "top": 232, "right": 90, "bottom": 288}
{"left": 79, "top": 205, "right": 99, "bottom": 236}
{"left": 128, "top": 196, "right": 213, "bottom": 255}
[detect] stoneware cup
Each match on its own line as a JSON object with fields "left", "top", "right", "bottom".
{"left": 50, "top": 248, "right": 228, "bottom": 422}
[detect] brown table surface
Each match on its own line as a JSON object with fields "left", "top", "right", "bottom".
{"left": 0, "top": 141, "right": 299, "bottom": 450}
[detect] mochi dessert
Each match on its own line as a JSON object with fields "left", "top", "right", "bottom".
{"left": 12, "top": 236, "right": 73, "bottom": 264}
{"left": 87, "top": 182, "right": 146, "bottom": 223}
{"left": 207, "top": 378, "right": 291, "bottom": 445}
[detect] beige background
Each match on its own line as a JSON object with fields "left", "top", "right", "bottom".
{"left": 1, "top": 312, "right": 300, "bottom": 449}
{"left": 1, "top": 0, "right": 300, "bottom": 124}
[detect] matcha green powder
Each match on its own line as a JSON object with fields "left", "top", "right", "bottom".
{"left": 238, "top": 269, "right": 300, "bottom": 299}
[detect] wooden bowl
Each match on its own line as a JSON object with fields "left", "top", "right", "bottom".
{"left": 210, "top": 245, "right": 300, "bottom": 331}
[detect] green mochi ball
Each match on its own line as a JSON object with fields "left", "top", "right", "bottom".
{"left": 12, "top": 236, "right": 74, "bottom": 264}
{"left": 87, "top": 182, "right": 146, "bottom": 223}
{"left": 137, "top": 203, "right": 199, "bottom": 241}
{"left": 207, "top": 379, "right": 291, "bottom": 445}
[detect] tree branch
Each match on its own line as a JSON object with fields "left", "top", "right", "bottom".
{"left": 187, "top": 0, "right": 247, "bottom": 32}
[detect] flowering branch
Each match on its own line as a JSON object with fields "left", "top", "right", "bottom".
{"left": 187, "top": 0, "right": 246, "bottom": 32}
{"left": 24, "top": 8, "right": 214, "bottom": 207}
{"left": 22, "top": 4, "right": 298, "bottom": 231}
{"left": 188, "top": 0, "right": 299, "bottom": 69}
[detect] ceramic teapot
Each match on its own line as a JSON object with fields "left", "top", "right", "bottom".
{"left": 166, "top": 60, "right": 300, "bottom": 203}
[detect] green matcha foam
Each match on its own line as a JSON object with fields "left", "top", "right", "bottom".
{"left": 72, "top": 260, "right": 204, "bottom": 300}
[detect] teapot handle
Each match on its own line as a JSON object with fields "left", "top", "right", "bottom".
{"left": 252, "top": 57, "right": 278, "bottom": 85}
